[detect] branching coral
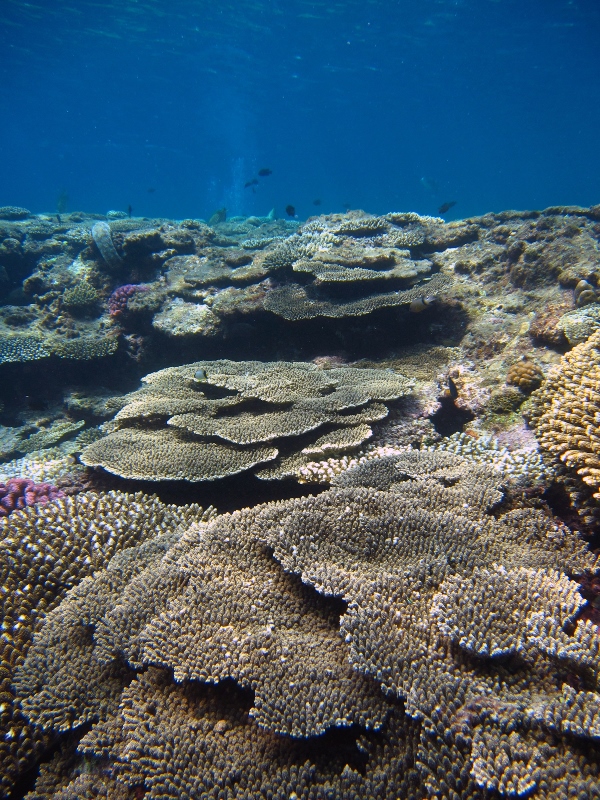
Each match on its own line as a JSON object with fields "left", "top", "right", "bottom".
{"left": 0, "top": 491, "right": 215, "bottom": 796}
{"left": 529, "top": 328, "right": 600, "bottom": 517}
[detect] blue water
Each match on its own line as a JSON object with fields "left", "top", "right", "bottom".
{"left": 1, "top": 0, "right": 599, "bottom": 221}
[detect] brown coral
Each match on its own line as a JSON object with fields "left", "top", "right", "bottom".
{"left": 15, "top": 454, "right": 600, "bottom": 799}
{"left": 0, "top": 491, "right": 214, "bottom": 797}
{"left": 506, "top": 359, "right": 544, "bottom": 392}
{"left": 81, "top": 359, "right": 414, "bottom": 481}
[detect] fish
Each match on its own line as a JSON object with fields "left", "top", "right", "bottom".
{"left": 285, "top": 205, "right": 296, "bottom": 217}
{"left": 438, "top": 201, "right": 457, "bottom": 214}
{"left": 127, "top": 204, "right": 133, "bottom": 218}
{"left": 258, "top": 168, "right": 272, "bottom": 176}
{"left": 313, "top": 198, "right": 322, "bottom": 206}
{"left": 244, "top": 178, "right": 259, "bottom": 189}
{"left": 447, "top": 376, "right": 459, "bottom": 399}
{"left": 147, "top": 187, "right": 156, "bottom": 193}
{"left": 409, "top": 295, "right": 436, "bottom": 313}
{"left": 208, "top": 207, "right": 227, "bottom": 226}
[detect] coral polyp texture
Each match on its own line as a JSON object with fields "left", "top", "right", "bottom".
{"left": 0, "top": 491, "right": 215, "bottom": 797}
{"left": 80, "top": 359, "right": 414, "bottom": 481}
{"left": 14, "top": 453, "right": 600, "bottom": 799}
{"left": 529, "top": 328, "right": 600, "bottom": 519}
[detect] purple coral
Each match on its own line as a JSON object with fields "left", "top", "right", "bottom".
{"left": 108, "top": 284, "right": 147, "bottom": 318}
{"left": 0, "top": 478, "right": 65, "bottom": 517}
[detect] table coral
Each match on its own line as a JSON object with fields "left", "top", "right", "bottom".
{"left": 81, "top": 359, "right": 414, "bottom": 481}
{"left": 14, "top": 457, "right": 600, "bottom": 799}
{"left": 0, "top": 490, "right": 215, "bottom": 797}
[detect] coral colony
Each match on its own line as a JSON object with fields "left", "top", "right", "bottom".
{"left": 0, "top": 477, "right": 64, "bottom": 516}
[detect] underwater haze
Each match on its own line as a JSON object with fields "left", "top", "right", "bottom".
{"left": 1, "top": 0, "right": 599, "bottom": 221}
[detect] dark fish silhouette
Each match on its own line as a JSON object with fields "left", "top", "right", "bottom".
{"left": 208, "top": 207, "right": 227, "bottom": 226}
{"left": 127, "top": 204, "right": 133, "bottom": 218}
{"left": 313, "top": 198, "right": 322, "bottom": 206}
{"left": 341, "top": 202, "right": 351, "bottom": 211}
{"left": 438, "top": 201, "right": 457, "bottom": 214}
{"left": 447, "top": 376, "right": 459, "bottom": 399}
{"left": 285, "top": 204, "right": 296, "bottom": 217}
{"left": 244, "top": 178, "right": 259, "bottom": 189}
{"left": 258, "top": 168, "right": 272, "bottom": 177}
{"left": 147, "top": 187, "right": 156, "bottom": 193}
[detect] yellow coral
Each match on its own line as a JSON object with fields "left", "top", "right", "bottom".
{"left": 531, "top": 329, "right": 600, "bottom": 498}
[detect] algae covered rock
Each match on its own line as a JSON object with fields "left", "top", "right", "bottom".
{"left": 151, "top": 297, "right": 220, "bottom": 337}
{"left": 557, "top": 303, "right": 600, "bottom": 345}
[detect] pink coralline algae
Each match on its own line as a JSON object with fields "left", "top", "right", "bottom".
{"left": 0, "top": 478, "right": 64, "bottom": 517}
{"left": 108, "top": 284, "right": 147, "bottom": 318}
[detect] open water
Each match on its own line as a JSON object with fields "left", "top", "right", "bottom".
{"left": 2, "top": 0, "right": 600, "bottom": 220}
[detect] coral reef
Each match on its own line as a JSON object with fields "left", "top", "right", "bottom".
{"left": 14, "top": 456, "right": 600, "bottom": 799}
{"left": 0, "top": 448, "right": 86, "bottom": 485}
{"left": 0, "top": 491, "right": 215, "bottom": 796}
{"left": 3, "top": 203, "right": 600, "bottom": 796}
{"left": 0, "top": 477, "right": 64, "bottom": 516}
{"left": 0, "top": 206, "right": 31, "bottom": 220}
{"left": 81, "top": 359, "right": 413, "bottom": 481}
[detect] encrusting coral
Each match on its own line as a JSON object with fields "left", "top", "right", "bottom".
{"left": 0, "top": 491, "right": 215, "bottom": 797}
{"left": 80, "top": 359, "right": 414, "bottom": 481}
{"left": 14, "top": 452, "right": 600, "bottom": 799}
